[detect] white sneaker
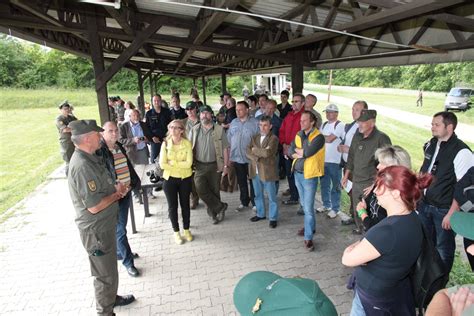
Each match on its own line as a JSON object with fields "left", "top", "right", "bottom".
{"left": 316, "top": 207, "right": 330, "bottom": 213}
{"left": 338, "top": 211, "right": 351, "bottom": 221}
{"left": 327, "top": 210, "right": 338, "bottom": 219}
{"left": 235, "top": 204, "right": 246, "bottom": 212}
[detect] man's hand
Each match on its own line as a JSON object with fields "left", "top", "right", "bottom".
{"left": 222, "top": 166, "right": 229, "bottom": 177}
{"left": 282, "top": 144, "right": 289, "bottom": 156}
{"left": 442, "top": 213, "right": 452, "bottom": 230}
{"left": 115, "top": 182, "right": 128, "bottom": 198}
{"left": 356, "top": 200, "right": 367, "bottom": 212}
{"left": 152, "top": 136, "right": 161, "bottom": 144}
{"left": 362, "top": 184, "right": 374, "bottom": 197}
{"left": 341, "top": 176, "right": 348, "bottom": 189}
{"left": 295, "top": 148, "right": 304, "bottom": 156}
{"left": 338, "top": 144, "right": 349, "bottom": 153}
{"left": 450, "top": 287, "right": 474, "bottom": 316}
{"left": 133, "top": 137, "right": 140, "bottom": 144}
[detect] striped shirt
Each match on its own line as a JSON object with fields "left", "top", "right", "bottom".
{"left": 111, "top": 148, "right": 131, "bottom": 186}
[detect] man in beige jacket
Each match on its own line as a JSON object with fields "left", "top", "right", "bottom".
{"left": 246, "top": 115, "right": 280, "bottom": 228}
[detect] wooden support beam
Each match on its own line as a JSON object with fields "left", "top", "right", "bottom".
{"left": 96, "top": 17, "right": 163, "bottom": 90}
{"left": 136, "top": 68, "right": 145, "bottom": 117}
{"left": 429, "top": 13, "right": 474, "bottom": 30}
{"left": 201, "top": 76, "right": 207, "bottom": 106}
{"left": 291, "top": 52, "right": 304, "bottom": 94}
{"left": 86, "top": 12, "right": 109, "bottom": 125}
{"left": 257, "top": 0, "right": 466, "bottom": 55}
{"left": 221, "top": 72, "right": 227, "bottom": 94}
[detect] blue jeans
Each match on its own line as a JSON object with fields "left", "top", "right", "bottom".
{"left": 418, "top": 201, "right": 455, "bottom": 272}
{"left": 116, "top": 192, "right": 134, "bottom": 268}
{"left": 294, "top": 172, "right": 318, "bottom": 240}
{"left": 252, "top": 174, "right": 279, "bottom": 221}
{"left": 350, "top": 291, "right": 366, "bottom": 316}
{"left": 321, "top": 163, "right": 342, "bottom": 212}
{"left": 284, "top": 158, "right": 299, "bottom": 201}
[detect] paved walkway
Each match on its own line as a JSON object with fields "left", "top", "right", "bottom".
{"left": 0, "top": 168, "right": 358, "bottom": 315}
{"left": 304, "top": 90, "right": 474, "bottom": 143}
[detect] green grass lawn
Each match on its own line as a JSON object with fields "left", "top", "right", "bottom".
{"left": 305, "top": 83, "right": 474, "bottom": 125}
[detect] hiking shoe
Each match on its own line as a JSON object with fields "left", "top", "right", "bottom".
{"left": 327, "top": 210, "right": 338, "bottom": 219}
{"left": 338, "top": 211, "right": 352, "bottom": 222}
{"left": 304, "top": 240, "right": 314, "bottom": 252}
{"left": 235, "top": 204, "right": 247, "bottom": 212}
{"left": 183, "top": 229, "right": 194, "bottom": 242}
{"left": 316, "top": 207, "right": 330, "bottom": 213}
{"left": 174, "top": 232, "right": 184, "bottom": 245}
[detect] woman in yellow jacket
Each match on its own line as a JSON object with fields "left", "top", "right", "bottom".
{"left": 159, "top": 119, "right": 194, "bottom": 244}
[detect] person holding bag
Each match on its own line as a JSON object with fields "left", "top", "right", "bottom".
{"left": 159, "top": 119, "right": 194, "bottom": 245}
{"left": 342, "top": 166, "right": 432, "bottom": 315}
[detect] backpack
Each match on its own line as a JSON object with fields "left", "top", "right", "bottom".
{"left": 322, "top": 120, "right": 341, "bottom": 131}
{"left": 409, "top": 223, "right": 449, "bottom": 315}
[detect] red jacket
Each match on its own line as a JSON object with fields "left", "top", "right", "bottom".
{"left": 279, "top": 108, "right": 303, "bottom": 145}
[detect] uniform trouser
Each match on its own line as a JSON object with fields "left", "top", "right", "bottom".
{"left": 60, "top": 141, "right": 75, "bottom": 173}
{"left": 190, "top": 173, "right": 199, "bottom": 205}
{"left": 79, "top": 228, "right": 118, "bottom": 315}
{"left": 163, "top": 176, "right": 192, "bottom": 232}
{"left": 194, "top": 162, "right": 224, "bottom": 218}
{"left": 233, "top": 162, "right": 255, "bottom": 207}
{"left": 351, "top": 180, "right": 373, "bottom": 231}
{"left": 117, "top": 192, "right": 134, "bottom": 268}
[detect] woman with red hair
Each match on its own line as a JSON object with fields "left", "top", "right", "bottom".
{"left": 342, "top": 165, "right": 432, "bottom": 315}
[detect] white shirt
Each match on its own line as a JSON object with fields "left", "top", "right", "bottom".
{"left": 321, "top": 120, "right": 345, "bottom": 164}
{"left": 342, "top": 122, "right": 359, "bottom": 162}
{"left": 428, "top": 141, "right": 474, "bottom": 180}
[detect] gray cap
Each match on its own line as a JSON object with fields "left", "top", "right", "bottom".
{"left": 69, "top": 120, "right": 104, "bottom": 136}
{"left": 323, "top": 104, "right": 339, "bottom": 112}
{"left": 59, "top": 100, "right": 70, "bottom": 109}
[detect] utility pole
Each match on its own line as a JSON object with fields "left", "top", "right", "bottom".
{"left": 328, "top": 69, "right": 333, "bottom": 102}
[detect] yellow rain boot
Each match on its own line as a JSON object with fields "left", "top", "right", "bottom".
{"left": 183, "top": 229, "right": 194, "bottom": 242}
{"left": 174, "top": 231, "right": 184, "bottom": 245}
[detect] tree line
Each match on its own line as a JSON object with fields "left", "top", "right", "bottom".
{"left": 1, "top": 35, "right": 472, "bottom": 95}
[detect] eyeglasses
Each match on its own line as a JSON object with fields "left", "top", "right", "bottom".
{"left": 170, "top": 126, "right": 183, "bottom": 130}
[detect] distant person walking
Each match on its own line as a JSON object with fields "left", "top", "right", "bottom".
{"left": 56, "top": 100, "right": 78, "bottom": 174}
{"left": 416, "top": 89, "right": 423, "bottom": 107}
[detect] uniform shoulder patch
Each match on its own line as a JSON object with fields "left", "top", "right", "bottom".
{"left": 87, "top": 180, "right": 97, "bottom": 192}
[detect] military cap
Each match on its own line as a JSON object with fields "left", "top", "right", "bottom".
{"left": 69, "top": 120, "right": 104, "bottom": 136}
{"left": 199, "top": 105, "right": 214, "bottom": 114}
{"left": 233, "top": 271, "right": 338, "bottom": 316}
{"left": 59, "top": 100, "right": 70, "bottom": 109}
{"left": 186, "top": 101, "right": 198, "bottom": 110}
{"left": 357, "top": 109, "right": 377, "bottom": 121}
{"left": 323, "top": 103, "right": 339, "bottom": 112}
{"left": 451, "top": 212, "right": 474, "bottom": 239}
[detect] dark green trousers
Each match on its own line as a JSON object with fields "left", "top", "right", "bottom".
{"left": 194, "top": 162, "right": 224, "bottom": 217}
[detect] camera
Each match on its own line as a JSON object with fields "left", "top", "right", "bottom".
{"left": 139, "top": 136, "right": 146, "bottom": 141}
{"left": 146, "top": 170, "right": 160, "bottom": 183}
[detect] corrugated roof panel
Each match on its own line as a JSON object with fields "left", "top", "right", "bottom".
{"left": 240, "top": 0, "right": 300, "bottom": 18}
{"left": 136, "top": 0, "right": 202, "bottom": 17}
{"left": 106, "top": 18, "right": 121, "bottom": 29}
{"left": 156, "top": 26, "right": 190, "bottom": 38}
{"left": 224, "top": 14, "right": 262, "bottom": 28}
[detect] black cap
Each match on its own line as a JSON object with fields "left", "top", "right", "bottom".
{"left": 199, "top": 105, "right": 214, "bottom": 114}
{"left": 59, "top": 100, "right": 70, "bottom": 109}
{"left": 69, "top": 120, "right": 104, "bottom": 136}
{"left": 186, "top": 101, "right": 198, "bottom": 110}
{"left": 357, "top": 109, "right": 377, "bottom": 122}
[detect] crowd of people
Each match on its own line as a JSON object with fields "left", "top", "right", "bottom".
{"left": 56, "top": 89, "right": 473, "bottom": 315}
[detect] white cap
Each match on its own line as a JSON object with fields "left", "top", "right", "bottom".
{"left": 324, "top": 104, "right": 339, "bottom": 112}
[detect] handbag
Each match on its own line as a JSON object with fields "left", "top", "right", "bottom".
{"left": 409, "top": 223, "right": 449, "bottom": 315}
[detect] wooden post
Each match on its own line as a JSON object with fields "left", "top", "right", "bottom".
{"left": 201, "top": 76, "right": 207, "bottom": 106}
{"left": 86, "top": 13, "right": 109, "bottom": 124}
{"left": 291, "top": 62, "right": 303, "bottom": 95}
{"left": 221, "top": 72, "right": 227, "bottom": 94}
{"left": 136, "top": 68, "right": 145, "bottom": 117}
{"left": 328, "top": 69, "right": 333, "bottom": 102}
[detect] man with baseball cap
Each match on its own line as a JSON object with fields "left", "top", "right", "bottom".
{"left": 234, "top": 271, "right": 337, "bottom": 315}
{"left": 55, "top": 100, "right": 78, "bottom": 174}
{"left": 68, "top": 120, "right": 135, "bottom": 314}
{"left": 341, "top": 109, "right": 392, "bottom": 234}
{"left": 184, "top": 101, "right": 200, "bottom": 209}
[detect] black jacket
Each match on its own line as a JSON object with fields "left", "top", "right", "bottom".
{"left": 420, "top": 133, "right": 470, "bottom": 208}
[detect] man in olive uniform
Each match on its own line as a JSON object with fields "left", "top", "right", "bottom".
{"left": 68, "top": 120, "right": 135, "bottom": 315}
{"left": 55, "top": 101, "right": 77, "bottom": 174}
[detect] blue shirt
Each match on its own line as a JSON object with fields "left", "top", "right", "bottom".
{"left": 130, "top": 122, "right": 146, "bottom": 150}
{"left": 227, "top": 116, "right": 259, "bottom": 164}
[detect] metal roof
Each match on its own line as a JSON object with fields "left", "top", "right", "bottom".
{"left": 0, "top": 0, "right": 473, "bottom": 78}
